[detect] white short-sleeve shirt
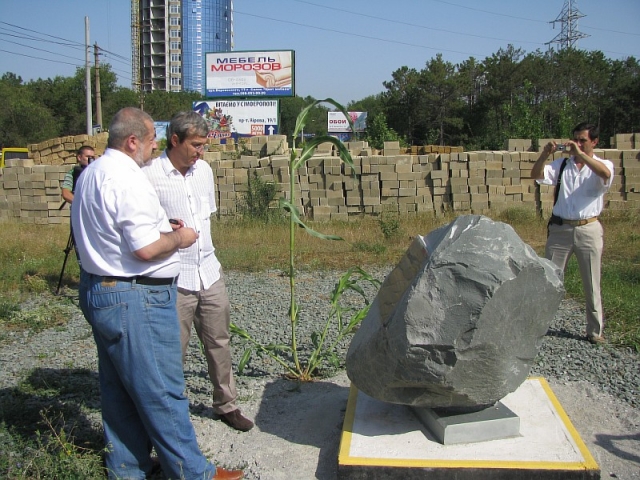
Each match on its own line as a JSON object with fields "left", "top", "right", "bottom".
{"left": 71, "top": 148, "right": 180, "bottom": 278}
{"left": 536, "top": 155, "right": 614, "bottom": 220}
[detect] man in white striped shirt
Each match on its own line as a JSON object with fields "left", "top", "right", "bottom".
{"left": 144, "top": 111, "right": 254, "bottom": 432}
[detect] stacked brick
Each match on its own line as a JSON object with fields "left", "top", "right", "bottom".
{"left": 505, "top": 139, "right": 533, "bottom": 152}
{"left": 1, "top": 146, "right": 639, "bottom": 224}
{"left": 622, "top": 149, "right": 640, "bottom": 208}
{"left": 610, "top": 133, "right": 636, "bottom": 150}
{"left": 28, "top": 133, "right": 109, "bottom": 166}
{"left": 0, "top": 159, "right": 69, "bottom": 224}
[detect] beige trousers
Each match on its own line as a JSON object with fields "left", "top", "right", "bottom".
{"left": 177, "top": 275, "right": 237, "bottom": 414}
{"left": 546, "top": 220, "right": 604, "bottom": 337}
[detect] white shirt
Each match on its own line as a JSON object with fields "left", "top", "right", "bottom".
{"left": 537, "top": 154, "right": 614, "bottom": 220}
{"left": 143, "top": 152, "right": 222, "bottom": 291}
{"left": 71, "top": 148, "right": 180, "bottom": 278}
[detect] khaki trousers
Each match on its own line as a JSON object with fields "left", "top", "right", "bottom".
{"left": 545, "top": 220, "right": 604, "bottom": 337}
{"left": 177, "top": 275, "right": 237, "bottom": 414}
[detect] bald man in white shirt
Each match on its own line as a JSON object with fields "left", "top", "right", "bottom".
{"left": 72, "top": 107, "right": 244, "bottom": 480}
{"left": 531, "top": 122, "right": 614, "bottom": 345}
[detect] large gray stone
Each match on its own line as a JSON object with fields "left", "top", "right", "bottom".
{"left": 346, "top": 215, "right": 564, "bottom": 409}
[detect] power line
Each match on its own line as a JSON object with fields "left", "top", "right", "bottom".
{"left": 0, "top": 48, "right": 81, "bottom": 68}
{"left": 0, "top": 38, "right": 86, "bottom": 64}
{"left": 234, "top": 10, "right": 486, "bottom": 58}
{"left": 425, "top": 0, "right": 639, "bottom": 37}
{"left": 289, "top": 0, "right": 545, "bottom": 47}
{"left": 0, "top": 20, "right": 130, "bottom": 67}
{"left": 0, "top": 21, "right": 85, "bottom": 48}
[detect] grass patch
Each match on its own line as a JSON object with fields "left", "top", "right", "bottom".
{"left": 0, "top": 208, "right": 637, "bottom": 475}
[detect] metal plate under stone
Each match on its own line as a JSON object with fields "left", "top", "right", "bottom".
{"left": 412, "top": 401, "right": 520, "bottom": 445}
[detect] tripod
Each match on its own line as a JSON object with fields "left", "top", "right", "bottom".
{"left": 56, "top": 230, "right": 76, "bottom": 295}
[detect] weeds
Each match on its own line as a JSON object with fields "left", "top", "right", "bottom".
{"left": 0, "top": 410, "right": 106, "bottom": 479}
{"left": 378, "top": 207, "right": 402, "bottom": 240}
{"left": 239, "top": 170, "right": 281, "bottom": 223}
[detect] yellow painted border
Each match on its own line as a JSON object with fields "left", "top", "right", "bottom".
{"left": 339, "top": 377, "right": 599, "bottom": 472}
{"left": 535, "top": 376, "right": 599, "bottom": 470}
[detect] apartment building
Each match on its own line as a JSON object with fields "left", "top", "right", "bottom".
{"left": 132, "top": 0, "right": 234, "bottom": 94}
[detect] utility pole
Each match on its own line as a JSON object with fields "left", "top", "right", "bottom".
{"left": 85, "top": 17, "right": 93, "bottom": 136}
{"left": 94, "top": 42, "right": 103, "bottom": 131}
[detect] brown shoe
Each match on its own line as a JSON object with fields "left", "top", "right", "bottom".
{"left": 587, "top": 335, "right": 605, "bottom": 345}
{"left": 220, "top": 409, "right": 254, "bottom": 432}
{"left": 214, "top": 466, "right": 244, "bottom": 479}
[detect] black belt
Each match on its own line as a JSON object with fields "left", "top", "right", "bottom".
{"left": 99, "top": 275, "right": 177, "bottom": 286}
{"left": 549, "top": 214, "right": 598, "bottom": 227}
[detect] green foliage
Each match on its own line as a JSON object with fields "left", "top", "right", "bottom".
{"left": 279, "top": 95, "right": 328, "bottom": 140}
{"left": 0, "top": 301, "right": 20, "bottom": 321}
{"left": 0, "top": 410, "right": 106, "bottom": 479}
{"left": 364, "top": 112, "right": 403, "bottom": 150}
{"left": 239, "top": 171, "right": 280, "bottom": 222}
{"left": 378, "top": 208, "right": 402, "bottom": 240}
{"left": 352, "top": 241, "right": 387, "bottom": 254}
{"left": 141, "top": 90, "right": 204, "bottom": 121}
{"left": 495, "top": 206, "right": 543, "bottom": 225}
{"left": 1, "top": 46, "right": 639, "bottom": 150}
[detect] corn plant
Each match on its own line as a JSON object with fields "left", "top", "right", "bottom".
{"left": 231, "top": 99, "right": 381, "bottom": 381}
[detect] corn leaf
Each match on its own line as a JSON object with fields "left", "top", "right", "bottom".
{"left": 278, "top": 197, "right": 343, "bottom": 241}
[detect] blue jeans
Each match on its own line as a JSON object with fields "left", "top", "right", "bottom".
{"left": 79, "top": 271, "right": 217, "bottom": 480}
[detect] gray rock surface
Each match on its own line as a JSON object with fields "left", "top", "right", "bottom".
{"left": 346, "top": 215, "right": 565, "bottom": 409}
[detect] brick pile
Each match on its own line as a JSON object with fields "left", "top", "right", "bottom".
{"left": 1, "top": 141, "right": 637, "bottom": 224}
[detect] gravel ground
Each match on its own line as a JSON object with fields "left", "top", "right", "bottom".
{"left": 0, "top": 268, "right": 639, "bottom": 479}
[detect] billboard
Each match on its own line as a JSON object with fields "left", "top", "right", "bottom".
{"left": 205, "top": 50, "right": 294, "bottom": 98}
{"left": 327, "top": 111, "right": 367, "bottom": 133}
{"left": 153, "top": 121, "right": 170, "bottom": 141}
{"left": 193, "top": 100, "right": 279, "bottom": 140}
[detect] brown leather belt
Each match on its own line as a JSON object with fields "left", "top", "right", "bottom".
{"left": 99, "top": 275, "right": 177, "bottom": 286}
{"left": 549, "top": 215, "right": 598, "bottom": 227}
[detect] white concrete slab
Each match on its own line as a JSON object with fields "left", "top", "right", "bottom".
{"left": 338, "top": 377, "right": 599, "bottom": 476}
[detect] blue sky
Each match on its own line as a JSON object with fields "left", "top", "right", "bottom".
{"left": 0, "top": 0, "right": 638, "bottom": 105}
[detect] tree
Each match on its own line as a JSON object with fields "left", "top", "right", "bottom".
{"left": 142, "top": 90, "right": 204, "bottom": 121}
{"left": 382, "top": 66, "right": 423, "bottom": 144}
{"left": 0, "top": 75, "right": 59, "bottom": 145}
{"left": 419, "top": 54, "right": 464, "bottom": 145}
{"left": 364, "top": 112, "right": 403, "bottom": 150}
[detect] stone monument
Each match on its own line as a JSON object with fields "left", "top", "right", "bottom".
{"left": 346, "top": 215, "right": 564, "bottom": 414}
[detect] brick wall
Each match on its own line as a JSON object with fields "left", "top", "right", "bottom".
{"left": 1, "top": 139, "right": 638, "bottom": 224}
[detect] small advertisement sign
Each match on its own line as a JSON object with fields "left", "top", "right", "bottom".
{"left": 193, "top": 100, "right": 279, "bottom": 140}
{"left": 153, "top": 121, "right": 170, "bottom": 141}
{"left": 205, "top": 50, "right": 294, "bottom": 98}
{"left": 327, "top": 111, "right": 367, "bottom": 133}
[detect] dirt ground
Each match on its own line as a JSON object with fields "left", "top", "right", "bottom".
{"left": 191, "top": 373, "right": 640, "bottom": 480}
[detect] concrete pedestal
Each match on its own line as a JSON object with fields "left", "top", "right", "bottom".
{"left": 338, "top": 377, "right": 599, "bottom": 479}
{"left": 413, "top": 400, "right": 520, "bottom": 445}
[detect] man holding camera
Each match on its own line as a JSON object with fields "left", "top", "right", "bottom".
{"left": 531, "top": 122, "right": 614, "bottom": 345}
{"left": 61, "top": 145, "right": 95, "bottom": 204}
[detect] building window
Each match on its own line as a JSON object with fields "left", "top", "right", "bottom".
{"left": 171, "top": 77, "right": 181, "bottom": 86}
{"left": 170, "top": 41, "right": 180, "bottom": 50}
{"left": 170, "top": 4, "right": 180, "bottom": 13}
{"left": 171, "top": 66, "right": 181, "bottom": 74}
{"left": 171, "top": 54, "right": 181, "bottom": 62}
{"left": 170, "top": 17, "right": 180, "bottom": 26}
{"left": 170, "top": 29, "right": 181, "bottom": 38}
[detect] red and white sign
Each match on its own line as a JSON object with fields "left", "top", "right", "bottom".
{"left": 327, "top": 111, "right": 367, "bottom": 133}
